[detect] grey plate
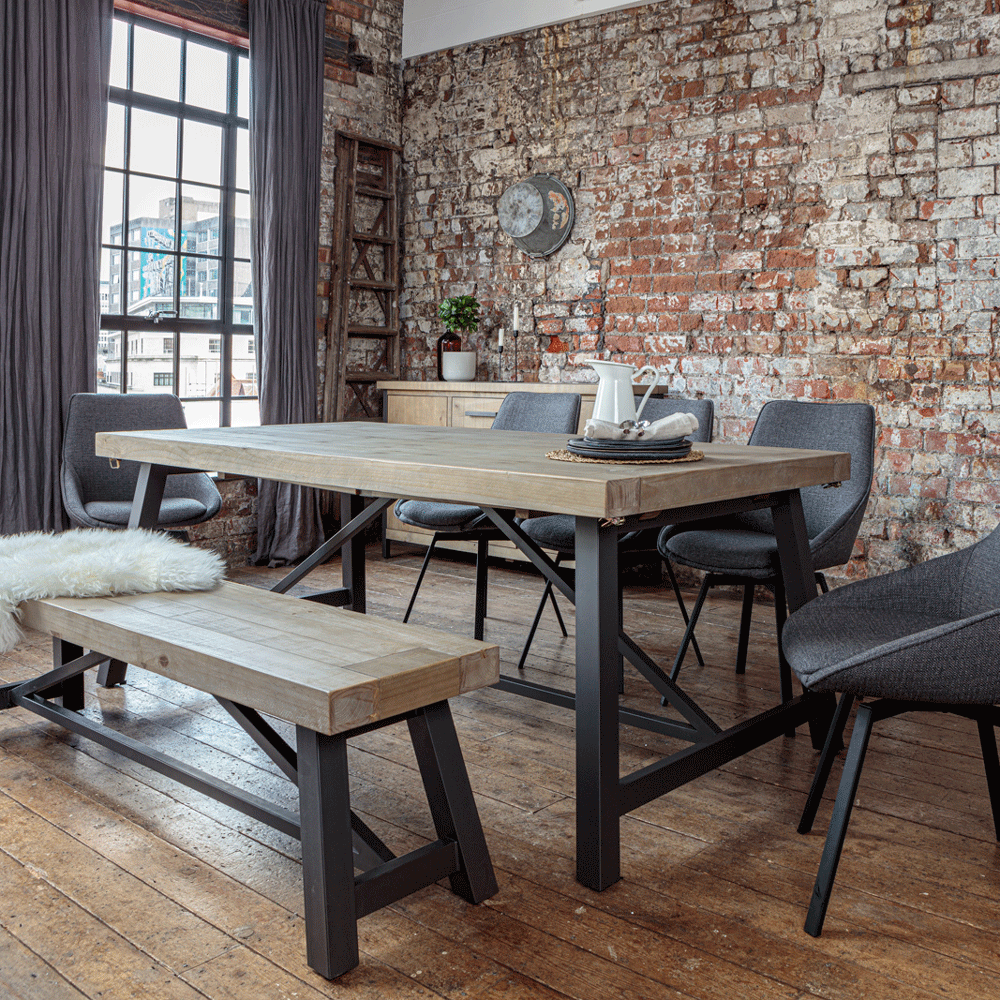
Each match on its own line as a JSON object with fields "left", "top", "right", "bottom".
{"left": 567, "top": 439, "right": 692, "bottom": 461}
{"left": 573, "top": 436, "right": 690, "bottom": 452}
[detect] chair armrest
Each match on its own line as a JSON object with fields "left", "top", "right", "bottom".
{"left": 801, "top": 546, "right": 973, "bottom": 619}
{"left": 805, "top": 607, "right": 1000, "bottom": 704}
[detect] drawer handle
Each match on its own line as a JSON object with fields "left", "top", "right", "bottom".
{"left": 465, "top": 410, "right": 498, "bottom": 418}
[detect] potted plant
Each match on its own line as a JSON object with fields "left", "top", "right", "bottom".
{"left": 437, "top": 294, "right": 480, "bottom": 381}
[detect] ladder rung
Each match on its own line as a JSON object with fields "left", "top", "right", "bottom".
{"left": 355, "top": 184, "right": 390, "bottom": 199}
{"left": 346, "top": 368, "right": 397, "bottom": 383}
{"left": 352, "top": 232, "right": 393, "bottom": 245}
{"left": 347, "top": 325, "right": 396, "bottom": 337}
{"left": 350, "top": 279, "right": 396, "bottom": 291}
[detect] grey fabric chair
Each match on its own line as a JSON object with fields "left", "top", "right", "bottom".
{"left": 517, "top": 395, "right": 715, "bottom": 671}
{"left": 61, "top": 393, "right": 222, "bottom": 531}
{"left": 395, "top": 391, "right": 581, "bottom": 640}
{"left": 782, "top": 523, "right": 1000, "bottom": 936}
{"left": 657, "top": 400, "right": 876, "bottom": 704}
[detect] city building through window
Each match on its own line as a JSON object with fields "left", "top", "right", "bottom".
{"left": 99, "top": 13, "right": 257, "bottom": 428}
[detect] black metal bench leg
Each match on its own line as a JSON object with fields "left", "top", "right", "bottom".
{"left": 798, "top": 692, "right": 855, "bottom": 834}
{"left": 296, "top": 726, "right": 359, "bottom": 979}
{"left": 52, "top": 639, "right": 86, "bottom": 710}
{"left": 407, "top": 702, "right": 498, "bottom": 904}
{"left": 97, "top": 658, "right": 128, "bottom": 688}
{"left": 977, "top": 714, "right": 1000, "bottom": 841}
{"left": 403, "top": 533, "right": 440, "bottom": 624}
{"left": 804, "top": 701, "right": 875, "bottom": 937}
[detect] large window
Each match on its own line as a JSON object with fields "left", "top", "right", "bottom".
{"left": 99, "top": 13, "right": 257, "bottom": 428}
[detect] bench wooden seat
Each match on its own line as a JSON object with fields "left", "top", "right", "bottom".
{"left": 3, "top": 582, "right": 500, "bottom": 979}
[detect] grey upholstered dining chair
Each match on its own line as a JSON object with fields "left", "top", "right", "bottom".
{"left": 516, "top": 395, "right": 715, "bottom": 671}
{"left": 782, "top": 523, "right": 1000, "bottom": 936}
{"left": 62, "top": 393, "right": 222, "bottom": 532}
{"left": 395, "top": 391, "right": 581, "bottom": 640}
{"left": 658, "top": 400, "right": 876, "bottom": 705}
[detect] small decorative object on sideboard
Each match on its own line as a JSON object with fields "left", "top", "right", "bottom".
{"left": 437, "top": 294, "right": 480, "bottom": 381}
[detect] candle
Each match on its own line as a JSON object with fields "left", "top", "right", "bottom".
{"left": 498, "top": 328, "right": 504, "bottom": 349}
{"left": 513, "top": 304, "right": 519, "bottom": 332}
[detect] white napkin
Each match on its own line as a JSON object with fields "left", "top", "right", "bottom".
{"left": 583, "top": 411, "right": 699, "bottom": 442}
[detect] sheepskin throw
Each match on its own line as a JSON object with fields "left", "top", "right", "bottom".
{"left": 0, "top": 529, "right": 226, "bottom": 653}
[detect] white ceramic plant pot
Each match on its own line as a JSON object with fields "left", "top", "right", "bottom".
{"left": 441, "top": 351, "right": 477, "bottom": 381}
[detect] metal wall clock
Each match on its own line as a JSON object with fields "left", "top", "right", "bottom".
{"left": 497, "top": 175, "right": 575, "bottom": 258}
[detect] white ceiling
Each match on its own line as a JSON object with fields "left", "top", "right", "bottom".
{"left": 402, "top": 1, "right": 659, "bottom": 59}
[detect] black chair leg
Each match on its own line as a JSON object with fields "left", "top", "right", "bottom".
{"left": 977, "top": 714, "right": 1000, "bottom": 841}
{"left": 517, "top": 554, "right": 565, "bottom": 671}
{"left": 548, "top": 584, "right": 568, "bottom": 636}
{"left": 663, "top": 559, "right": 705, "bottom": 667}
{"left": 735, "top": 583, "right": 755, "bottom": 675}
{"left": 804, "top": 701, "right": 876, "bottom": 937}
{"left": 773, "top": 577, "right": 794, "bottom": 710}
{"left": 403, "top": 532, "right": 440, "bottom": 624}
{"left": 474, "top": 535, "right": 489, "bottom": 641}
{"left": 798, "top": 692, "right": 856, "bottom": 834}
{"left": 669, "top": 574, "right": 712, "bottom": 684}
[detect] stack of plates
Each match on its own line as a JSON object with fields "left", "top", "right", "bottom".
{"left": 566, "top": 436, "right": 692, "bottom": 461}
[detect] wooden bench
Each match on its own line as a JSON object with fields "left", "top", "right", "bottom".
{"left": 1, "top": 581, "right": 500, "bottom": 979}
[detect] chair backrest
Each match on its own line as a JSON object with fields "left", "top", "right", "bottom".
{"left": 61, "top": 393, "right": 213, "bottom": 507}
{"left": 739, "top": 400, "right": 877, "bottom": 570}
{"left": 639, "top": 395, "right": 714, "bottom": 443}
{"left": 490, "top": 391, "right": 581, "bottom": 434}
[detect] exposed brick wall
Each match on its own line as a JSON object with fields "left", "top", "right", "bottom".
{"left": 187, "top": 475, "right": 257, "bottom": 569}
{"left": 401, "top": 0, "right": 1000, "bottom": 580}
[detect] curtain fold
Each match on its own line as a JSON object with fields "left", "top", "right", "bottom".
{"left": 248, "top": 0, "right": 325, "bottom": 565}
{"left": 0, "top": 0, "right": 113, "bottom": 534}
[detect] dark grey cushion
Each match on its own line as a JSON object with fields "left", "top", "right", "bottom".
{"left": 394, "top": 499, "right": 487, "bottom": 531}
{"left": 522, "top": 513, "right": 575, "bottom": 553}
{"left": 61, "top": 393, "right": 222, "bottom": 530}
{"left": 84, "top": 497, "right": 209, "bottom": 526}
{"left": 782, "top": 525, "right": 1000, "bottom": 704}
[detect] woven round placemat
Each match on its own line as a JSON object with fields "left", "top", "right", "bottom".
{"left": 546, "top": 448, "right": 705, "bottom": 466}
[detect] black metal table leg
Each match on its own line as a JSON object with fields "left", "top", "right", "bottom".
{"left": 340, "top": 493, "right": 368, "bottom": 614}
{"left": 53, "top": 639, "right": 86, "bottom": 710}
{"left": 574, "top": 516, "right": 623, "bottom": 890}
{"left": 296, "top": 726, "right": 360, "bottom": 979}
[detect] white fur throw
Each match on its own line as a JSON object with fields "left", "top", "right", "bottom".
{"left": 0, "top": 529, "right": 226, "bottom": 653}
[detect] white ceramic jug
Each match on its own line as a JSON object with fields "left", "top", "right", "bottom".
{"left": 588, "top": 360, "right": 661, "bottom": 425}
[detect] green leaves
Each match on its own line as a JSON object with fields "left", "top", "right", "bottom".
{"left": 438, "top": 295, "right": 480, "bottom": 334}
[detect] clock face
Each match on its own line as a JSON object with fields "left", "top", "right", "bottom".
{"left": 498, "top": 182, "right": 543, "bottom": 237}
{"left": 497, "top": 175, "right": 575, "bottom": 257}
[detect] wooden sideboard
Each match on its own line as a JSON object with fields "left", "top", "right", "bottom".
{"left": 377, "top": 380, "right": 664, "bottom": 561}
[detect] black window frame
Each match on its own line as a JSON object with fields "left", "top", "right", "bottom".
{"left": 99, "top": 11, "right": 254, "bottom": 427}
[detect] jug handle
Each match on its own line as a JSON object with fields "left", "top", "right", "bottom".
{"left": 634, "top": 366, "right": 661, "bottom": 419}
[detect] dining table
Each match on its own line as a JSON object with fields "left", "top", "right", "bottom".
{"left": 96, "top": 421, "right": 850, "bottom": 891}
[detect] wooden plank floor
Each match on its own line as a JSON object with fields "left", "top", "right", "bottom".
{"left": 1, "top": 544, "right": 998, "bottom": 999}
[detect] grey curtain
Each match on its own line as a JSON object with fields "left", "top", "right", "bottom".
{"left": 0, "top": 0, "right": 113, "bottom": 534}
{"left": 248, "top": 0, "right": 325, "bottom": 565}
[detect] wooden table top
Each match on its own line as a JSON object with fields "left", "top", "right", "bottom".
{"left": 96, "top": 422, "right": 851, "bottom": 520}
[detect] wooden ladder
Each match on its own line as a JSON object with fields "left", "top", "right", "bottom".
{"left": 324, "top": 130, "right": 402, "bottom": 422}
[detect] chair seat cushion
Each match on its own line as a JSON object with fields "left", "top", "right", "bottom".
{"left": 84, "top": 498, "right": 209, "bottom": 526}
{"left": 521, "top": 514, "right": 575, "bottom": 553}
{"left": 394, "top": 499, "right": 487, "bottom": 531}
{"left": 663, "top": 528, "right": 779, "bottom": 579}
